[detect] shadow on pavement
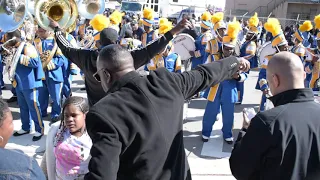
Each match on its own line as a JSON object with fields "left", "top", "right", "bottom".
{"left": 184, "top": 129, "right": 241, "bottom": 159}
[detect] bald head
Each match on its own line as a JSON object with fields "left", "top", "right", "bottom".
{"left": 96, "top": 44, "right": 135, "bottom": 91}
{"left": 267, "top": 52, "right": 306, "bottom": 95}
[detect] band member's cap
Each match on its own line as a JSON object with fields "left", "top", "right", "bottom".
{"left": 222, "top": 17, "right": 241, "bottom": 48}
{"left": 264, "top": 18, "right": 287, "bottom": 47}
{"left": 142, "top": 8, "right": 154, "bottom": 27}
{"left": 200, "top": 11, "right": 212, "bottom": 30}
{"left": 248, "top": 12, "right": 259, "bottom": 34}
{"left": 211, "top": 12, "right": 226, "bottom": 31}
{"left": 293, "top": 20, "right": 313, "bottom": 42}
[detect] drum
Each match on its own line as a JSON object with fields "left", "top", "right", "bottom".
{"left": 256, "top": 42, "right": 277, "bottom": 66}
{"left": 172, "top": 33, "right": 196, "bottom": 60}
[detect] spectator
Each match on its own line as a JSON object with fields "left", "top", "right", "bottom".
{"left": 46, "top": 96, "right": 91, "bottom": 180}
{"left": 131, "top": 20, "right": 144, "bottom": 40}
{"left": 0, "top": 99, "right": 45, "bottom": 179}
{"left": 119, "top": 15, "right": 132, "bottom": 38}
{"left": 230, "top": 52, "right": 320, "bottom": 180}
{"left": 84, "top": 44, "right": 250, "bottom": 180}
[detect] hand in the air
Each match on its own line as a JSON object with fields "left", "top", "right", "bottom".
{"left": 170, "top": 19, "right": 193, "bottom": 36}
{"left": 48, "top": 17, "right": 59, "bottom": 29}
{"left": 237, "top": 57, "right": 250, "bottom": 72}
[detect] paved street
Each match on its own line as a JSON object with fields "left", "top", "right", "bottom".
{"left": 3, "top": 70, "right": 262, "bottom": 179}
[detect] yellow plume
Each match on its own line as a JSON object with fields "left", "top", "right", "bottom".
{"left": 90, "top": 14, "right": 110, "bottom": 32}
{"left": 226, "top": 19, "right": 241, "bottom": 39}
{"left": 159, "top": 21, "right": 173, "bottom": 34}
{"left": 248, "top": 12, "right": 259, "bottom": 27}
{"left": 264, "top": 18, "right": 281, "bottom": 37}
{"left": 314, "top": 14, "right": 320, "bottom": 29}
{"left": 143, "top": 8, "right": 154, "bottom": 20}
{"left": 201, "top": 11, "right": 211, "bottom": 21}
{"left": 109, "top": 10, "right": 122, "bottom": 25}
{"left": 211, "top": 12, "right": 224, "bottom": 24}
{"left": 299, "top": 20, "right": 313, "bottom": 32}
{"left": 159, "top": 18, "right": 169, "bottom": 26}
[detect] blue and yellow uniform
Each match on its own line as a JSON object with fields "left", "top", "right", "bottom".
{"left": 191, "top": 12, "right": 212, "bottom": 69}
{"left": 257, "top": 18, "right": 288, "bottom": 111}
{"left": 255, "top": 54, "right": 272, "bottom": 111}
{"left": 202, "top": 19, "right": 245, "bottom": 141}
{"left": 141, "top": 8, "right": 159, "bottom": 71}
{"left": 62, "top": 33, "right": 78, "bottom": 98}
{"left": 236, "top": 13, "right": 259, "bottom": 104}
{"left": 305, "top": 48, "right": 320, "bottom": 90}
{"left": 236, "top": 41, "right": 257, "bottom": 103}
{"left": 291, "top": 43, "right": 306, "bottom": 62}
{"left": 14, "top": 42, "right": 44, "bottom": 134}
{"left": 206, "top": 12, "right": 226, "bottom": 63}
{"left": 34, "top": 36, "right": 65, "bottom": 120}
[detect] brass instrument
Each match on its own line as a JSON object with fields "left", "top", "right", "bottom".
{"left": 34, "top": 0, "right": 78, "bottom": 69}
{"left": 77, "top": 0, "right": 105, "bottom": 20}
{"left": 1, "top": 0, "right": 35, "bottom": 81}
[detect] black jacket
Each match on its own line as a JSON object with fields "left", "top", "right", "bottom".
{"left": 230, "top": 88, "right": 320, "bottom": 180}
{"left": 54, "top": 29, "right": 173, "bottom": 106}
{"left": 84, "top": 57, "right": 240, "bottom": 180}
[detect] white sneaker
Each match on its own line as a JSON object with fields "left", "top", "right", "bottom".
{"left": 33, "top": 132, "right": 42, "bottom": 137}
{"left": 224, "top": 137, "right": 234, "bottom": 144}
{"left": 18, "top": 129, "right": 29, "bottom": 134}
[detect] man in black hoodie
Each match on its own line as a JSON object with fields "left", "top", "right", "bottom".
{"left": 230, "top": 52, "right": 320, "bottom": 180}
{"left": 48, "top": 18, "right": 191, "bottom": 106}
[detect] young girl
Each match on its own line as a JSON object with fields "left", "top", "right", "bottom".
{"left": 46, "top": 96, "right": 92, "bottom": 180}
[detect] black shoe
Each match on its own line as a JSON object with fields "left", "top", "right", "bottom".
{"left": 80, "top": 87, "right": 86, "bottom": 91}
{"left": 202, "top": 136, "right": 209, "bottom": 142}
{"left": 7, "top": 96, "right": 17, "bottom": 103}
{"left": 235, "top": 102, "right": 242, "bottom": 105}
{"left": 1, "top": 86, "right": 6, "bottom": 90}
{"left": 13, "top": 130, "right": 30, "bottom": 137}
{"left": 32, "top": 133, "right": 43, "bottom": 141}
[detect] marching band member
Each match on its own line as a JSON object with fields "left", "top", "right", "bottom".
{"left": 6, "top": 30, "right": 45, "bottom": 141}
{"left": 142, "top": 8, "right": 159, "bottom": 71}
{"left": 108, "top": 10, "right": 122, "bottom": 33}
{"left": 206, "top": 12, "right": 226, "bottom": 63}
{"left": 305, "top": 14, "right": 320, "bottom": 90}
{"left": 89, "top": 14, "right": 110, "bottom": 50}
{"left": 34, "top": 26, "right": 66, "bottom": 123}
{"left": 202, "top": 19, "right": 245, "bottom": 144}
{"left": 147, "top": 19, "right": 182, "bottom": 72}
{"left": 0, "top": 31, "right": 5, "bottom": 92}
{"left": 236, "top": 12, "right": 259, "bottom": 104}
{"left": 190, "top": 11, "right": 212, "bottom": 69}
{"left": 291, "top": 20, "right": 313, "bottom": 62}
{"left": 256, "top": 18, "right": 288, "bottom": 112}
{"left": 141, "top": 8, "right": 158, "bottom": 47}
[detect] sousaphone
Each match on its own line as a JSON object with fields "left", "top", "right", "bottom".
{"left": 0, "top": 0, "right": 36, "bottom": 81}
{"left": 34, "top": 0, "right": 78, "bottom": 68}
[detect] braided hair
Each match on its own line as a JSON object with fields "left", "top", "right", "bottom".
{"left": 54, "top": 96, "right": 89, "bottom": 147}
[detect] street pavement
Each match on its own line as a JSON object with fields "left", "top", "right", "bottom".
{"left": 3, "top": 70, "right": 261, "bottom": 179}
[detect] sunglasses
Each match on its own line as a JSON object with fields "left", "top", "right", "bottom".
{"left": 93, "top": 68, "right": 105, "bottom": 82}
